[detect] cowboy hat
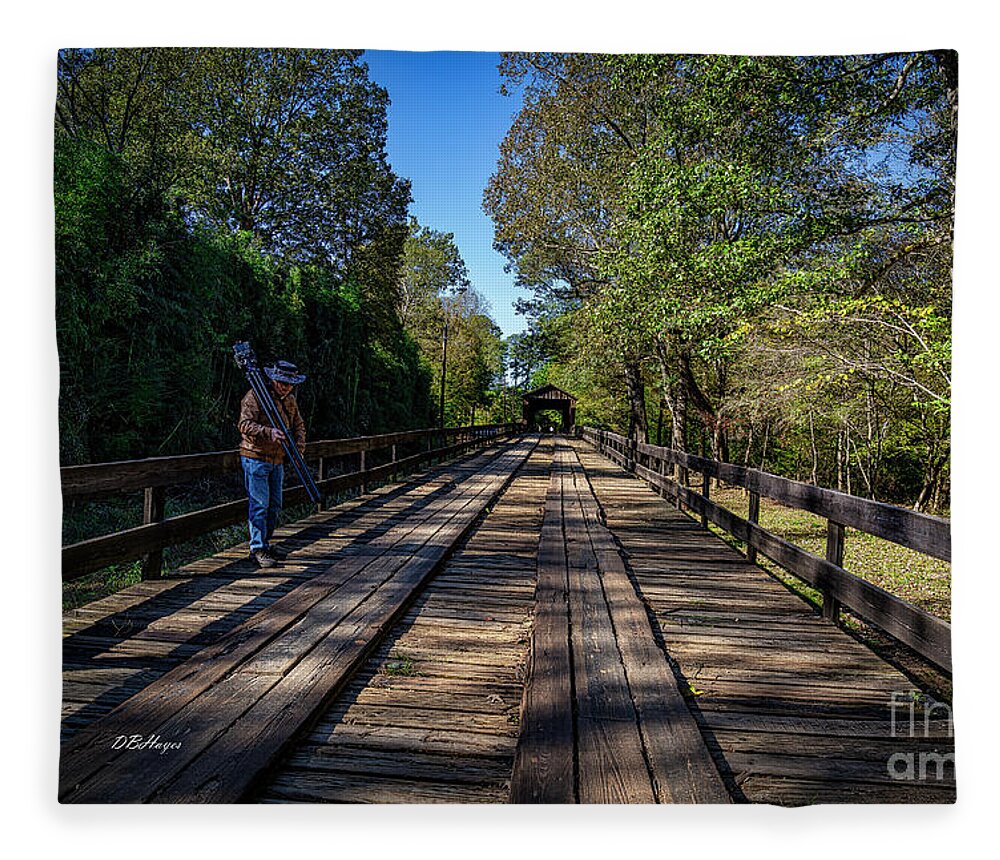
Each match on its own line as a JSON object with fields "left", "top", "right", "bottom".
{"left": 265, "top": 360, "right": 306, "bottom": 385}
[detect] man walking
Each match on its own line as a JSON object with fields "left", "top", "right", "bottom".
{"left": 238, "top": 359, "right": 307, "bottom": 568}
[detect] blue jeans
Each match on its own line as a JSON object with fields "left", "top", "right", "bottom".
{"left": 241, "top": 456, "right": 284, "bottom": 551}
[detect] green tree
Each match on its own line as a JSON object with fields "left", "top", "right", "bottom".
{"left": 177, "top": 49, "right": 411, "bottom": 270}
{"left": 397, "top": 220, "right": 503, "bottom": 425}
{"left": 55, "top": 48, "right": 432, "bottom": 462}
{"left": 485, "top": 52, "right": 654, "bottom": 440}
{"left": 487, "top": 51, "right": 954, "bottom": 507}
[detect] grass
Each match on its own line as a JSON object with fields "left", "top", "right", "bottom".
{"left": 379, "top": 650, "right": 419, "bottom": 677}
{"left": 708, "top": 486, "right": 951, "bottom": 622}
{"left": 63, "top": 560, "right": 145, "bottom": 611}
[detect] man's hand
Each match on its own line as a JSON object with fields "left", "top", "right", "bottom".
{"left": 269, "top": 428, "right": 287, "bottom": 444}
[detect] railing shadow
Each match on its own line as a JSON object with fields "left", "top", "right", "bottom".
{"left": 60, "top": 474, "right": 460, "bottom": 742}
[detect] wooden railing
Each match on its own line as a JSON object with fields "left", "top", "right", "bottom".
{"left": 581, "top": 427, "right": 952, "bottom": 674}
{"left": 62, "top": 424, "right": 518, "bottom": 582}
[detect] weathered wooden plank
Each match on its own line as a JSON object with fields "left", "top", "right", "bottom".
{"left": 713, "top": 729, "right": 955, "bottom": 761}
{"left": 255, "top": 438, "right": 548, "bottom": 803}
{"left": 630, "top": 459, "right": 952, "bottom": 673}
{"left": 63, "top": 437, "right": 546, "bottom": 804}
{"left": 571, "top": 439, "right": 955, "bottom": 807}
{"left": 560, "top": 452, "right": 656, "bottom": 804}
{"left": 59, "top": 441, "right": 532, "bottom": 801}
{"left": 568, "top": 445, "right": 729, "bottom": 804}
{"left": 281, "top": 746, "right": 514, "bottom": 784}
{"left": 510, "top": 454, "right": 575, "bottom": 804}
{"left": 259, "top": 770, "right": 506, "bottom": 804}
{"left": 724, "top": 749, "right": 955, "bottom": 785}
{"left": 738, "top": 774, "right": 955, "bottom": 805}
{"left": 106, "top": 441, "right": 534, "bottom": 801}
{"left": 699, "top": 710, "right": 955, "bottom": 738}
{"left": 574, "top": 716, "right": 655, "bottom": 804}
{"left": 301, "top": 724, "right": 517, "bottom": 757}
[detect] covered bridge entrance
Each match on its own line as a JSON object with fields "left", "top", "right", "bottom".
{"left": 522, "top": 384, "right": 576, "bottom": 432}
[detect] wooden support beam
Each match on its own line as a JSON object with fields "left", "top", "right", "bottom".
{"left": 140, "top": 486, "right": 166, "bottom": 580}
{"left": 701, "top": 471, "right": 710, "bottom": 528}
{"left": 747, "top": 490, "right": 761, "bottom": 565}
{"left": 316, "top": 458, "right": 325, "bottom": 513}
{"left": 824, "top": 521, "right": 846, "bottom": 622}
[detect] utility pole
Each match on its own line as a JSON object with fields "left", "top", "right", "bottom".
{"left": 438, "top": 285, "right": 467, "bottom": 430}
{"left": 439, "top": 316, "right": 448, "bottom": 429}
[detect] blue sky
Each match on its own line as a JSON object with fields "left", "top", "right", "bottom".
{"left": 362, "top": 50, "right": 526, "bottom": 337}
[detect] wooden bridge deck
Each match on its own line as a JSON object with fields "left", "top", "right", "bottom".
{"left": 572, "top": 442, "right": 955, "bottom": 803}
{"left": 60, "top": 435, "right": 955, "bottom": 804}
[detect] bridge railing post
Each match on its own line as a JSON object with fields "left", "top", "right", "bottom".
{"left": 823, "top": 521, "right": 845, "bottom": 622}
{"left": 701, "top": 470, "right": 710, "bottom": 527}
{"left": 140, "top": 485, "right": 166, "bottom": 579}
{"left": 316, "top": 457, "right": 325, "bottom": 512}
{"left": 746, "top": 490, "right": 760, "bottom": 564}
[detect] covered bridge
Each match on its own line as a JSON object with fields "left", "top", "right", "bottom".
{"left": 522, "top": 384, "right": 576, "bottom": 432}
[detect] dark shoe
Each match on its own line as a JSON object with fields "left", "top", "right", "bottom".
{"left": 251, "top": 549, "right": 277, "bottom": 569}
{"left": 266, "top": 544, "right": 288, "bottom": 561}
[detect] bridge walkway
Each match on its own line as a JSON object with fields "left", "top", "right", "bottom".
{"left": 573, "top": 440, "right": 955, "bottom": 804}
{"left": 59, "top": 435, "right": 954, "bottom": 803}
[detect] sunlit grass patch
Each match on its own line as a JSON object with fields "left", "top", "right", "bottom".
{"left": 379, "top": 650, "right": 419, "bottom": 677}
{"left": 708, "top": 486, "right": 951, "bottom": 621}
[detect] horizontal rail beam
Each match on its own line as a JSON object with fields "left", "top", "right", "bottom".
{"left": 62, "top": 430, "right": 516, "bottom": 582}
{"left": 60, "top": 424, "right": 515, "bottom": 498}
{"left": 584, "top": 428, "right": 950, "bottom": 561}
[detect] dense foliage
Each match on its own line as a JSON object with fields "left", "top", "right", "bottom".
{"left": 399, "top": 219, "right": 506, "bottom": 426}
{"left": 486, "top": 52, "right": 955, "bottom": 510}
{"left": 55, "top": 48, "right": 504, "bottom": 465}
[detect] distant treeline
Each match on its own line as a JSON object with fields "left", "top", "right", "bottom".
{"left": 55, "top": 48, "right": 503, "bottom": 465}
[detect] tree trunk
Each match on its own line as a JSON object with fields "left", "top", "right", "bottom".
{"left": 656, "top": 344, "right": 687, "bottom": 454}
{"left": 836, "top": 427, "right": 845, "bottom": 492}
{"left": 809, "top": 411, "right": 819, "bottom": 485}
{"left": 916, "top": 446, "right": 949, "bottom": 513}
{"left": 670, "top": 360, "right": 687, "bottom": 453}
{"left": 624, "top": 360, "right": 649, "bottom": 443}
{"left": 712, "top": 418, "right": 729, "bottom": 464}
{"left": 845, "top": 428, "right": 852, "bottom": 495}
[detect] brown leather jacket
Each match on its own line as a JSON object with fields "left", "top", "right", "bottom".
{"left": 238, "top": 386, "right": 306, "bottom": 464}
